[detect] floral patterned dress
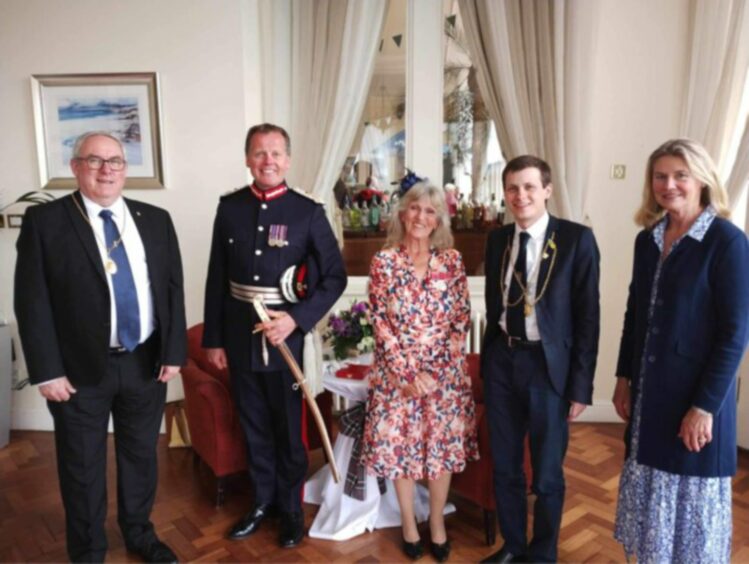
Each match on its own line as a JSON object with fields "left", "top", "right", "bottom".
{"left": 361, "top": 246, "right": 479, "bottom": 481}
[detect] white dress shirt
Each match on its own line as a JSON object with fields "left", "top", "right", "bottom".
{"left": 500, "top": 211, "right": 550, "bottom": 341}
{"left": 81, "top": 193, "right": 156, "bottom": 347}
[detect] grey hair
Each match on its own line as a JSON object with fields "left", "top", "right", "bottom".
{"left": 385, "top": 181, "right": 454, "bottom": 250}
{"left": 72, "top": 131, "right": 125, "bottom": 159}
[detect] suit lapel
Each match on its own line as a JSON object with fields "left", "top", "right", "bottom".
{"left": 66, "top": 192, "right": 107, "bottom": 284}
{"left": 126, "top": 199, "right": 156, "bottom": 271}
{"left": 495, "top": 227, "right": 514, "bottom": 319}
{"left": 535, "top": 215, "right": 559, "bottom": 314}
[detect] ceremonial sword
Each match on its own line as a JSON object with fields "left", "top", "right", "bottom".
{"left": 252, "top": 296, "right": 341, "bottom": 483}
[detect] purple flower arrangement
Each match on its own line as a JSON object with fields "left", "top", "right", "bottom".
{"left": 325, "top": 300, "right": 374, "bottom": 360}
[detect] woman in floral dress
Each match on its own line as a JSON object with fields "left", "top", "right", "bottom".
{"left": 361, "top": 181, "right": 479, "bottom": 562}
{"left": 613, "top": 139, "right": 749, "bottom": 562}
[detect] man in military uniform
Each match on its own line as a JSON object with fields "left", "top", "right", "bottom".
{"left": 203, "top": 123, "right": 346, "bottom": 548}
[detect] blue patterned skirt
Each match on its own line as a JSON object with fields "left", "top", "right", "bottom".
{"left": 614, "top": 455, "right": 731, "bottom": 563}
{"left": 614, "top": 364, "right": 731, "bottom": 563}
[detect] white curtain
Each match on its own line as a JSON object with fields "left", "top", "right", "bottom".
{"left": 458, "top": 0, "right": 599, "bottom": 223}
{"left": 286, "top": 0, "right": 388, "bottom": 241}
{"left": 679, "top": 0, "right": 749, "bottom": 207}
{"left": 727, "top": 114, "right": 749, "bottom": 209}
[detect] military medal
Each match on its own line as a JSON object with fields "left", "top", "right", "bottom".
{"left": 105, "top": 259, "right": 118, "bottom": 275}
{"left": 269, "top": 224, "right": 288, "bottom": 247}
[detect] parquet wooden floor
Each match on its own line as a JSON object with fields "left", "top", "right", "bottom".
{"left": 1, "top": 424, "right": 748, "bottom": 562}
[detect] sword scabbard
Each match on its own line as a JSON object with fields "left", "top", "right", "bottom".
{"left": 251, "top": 296, "right": 341, "bottom": 483}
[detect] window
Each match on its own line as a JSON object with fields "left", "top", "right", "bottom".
{"left": 342, "top": 0, "right": 406, "bottom": 228}
{"left": 442, "top": 0, "right": 505, "bottom": 211}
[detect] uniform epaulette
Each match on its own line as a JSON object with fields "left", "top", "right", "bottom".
{"left": 289, "top": 186, "right": 323, "bottom": 205}
{"left": 220, "top": 186, "right": 247, "bottom": 200}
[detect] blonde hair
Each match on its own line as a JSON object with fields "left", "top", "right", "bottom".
{"left": 635, "top": 138, "right": 730, "bottom": 228}
{"left": 385, "top": 181, "right": 454, "bottom": 249}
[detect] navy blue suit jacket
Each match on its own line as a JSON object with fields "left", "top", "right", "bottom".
{"left": 202, "top": 186, "right": 347, "bottom": 372}
{"left": 616, "top": 217, "right": 749, "bottom": 477}
{"left": 483, "top": 215, "right": 600, "bottom": 404}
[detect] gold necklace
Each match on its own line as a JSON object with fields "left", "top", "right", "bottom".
{"left": 71, "top": 194, "right": 127, "bottom": 275}
{"left": 500, "top": 232, "right": 558, "bottom": 317}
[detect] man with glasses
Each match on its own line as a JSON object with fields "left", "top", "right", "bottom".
{"left": 15, "top": 131, "right": 187, "bottom": 563}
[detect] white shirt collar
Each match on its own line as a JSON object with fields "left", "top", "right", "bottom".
{"left": 516, "top": 211, "right": 550, "bottom": 241}
{"left": 80, "top": 192, "right": 125, "bottom": 220}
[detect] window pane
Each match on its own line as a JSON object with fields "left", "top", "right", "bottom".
{"left": 341, "top": 0, "right": 406, "bottom": 237}
{"left": 442, "top": 0, "right": 506, "bottom": 220}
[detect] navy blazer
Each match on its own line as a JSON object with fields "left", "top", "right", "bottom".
{"left": 202, "top": 186, "right": 347, "bottom": 372}
{"left": 616, "top": 217, "right": 749, "bottom": 477}
{"left": 483, "top": 215, "right": 600, "bottom": 404}
{"left": 14, "top": 192, "right": 187, "bottom": 386}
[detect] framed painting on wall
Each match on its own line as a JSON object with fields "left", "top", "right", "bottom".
{"left": 31, "top": 72, "right": 165, "bottom": 189}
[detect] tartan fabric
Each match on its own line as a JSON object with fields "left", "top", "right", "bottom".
{"left": 339, "top": 404, "right": 386, "bottom": 500}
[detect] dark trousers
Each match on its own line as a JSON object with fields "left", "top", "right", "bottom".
{"left": 230, "top": 367, "right": 307, "bottom": 513}
{"left": 48, "top": 338, "right": 164, "bottom": 563}
{"left": 483, "top": 338, "right": 569, "bottom": 563}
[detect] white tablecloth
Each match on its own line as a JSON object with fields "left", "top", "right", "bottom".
{"left": 304, "top": 357, "right": 455, "bottom": 541}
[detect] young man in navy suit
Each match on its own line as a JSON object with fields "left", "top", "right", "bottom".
{"left": 481, "top": 156, "right": 600, "bottom": 563}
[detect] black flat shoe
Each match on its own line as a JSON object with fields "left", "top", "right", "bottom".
{"left": 430, "top": 539, "right": 451, "bottom": 562}
{"left": 131, "top": 539, "right": 178, "bottom": 563}
{"left": 279, "top": 511, "right": 304, "bottom": 548}
{"left": 402, "top": 538, "right": 423, "bottom": 560}
{"left": 480, "top": 545, "right": 526, "bottom": 563}
{"left": 228, "top": 503, "right": 276, "bottom": 540}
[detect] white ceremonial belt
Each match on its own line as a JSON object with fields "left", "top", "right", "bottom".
{"left": 230, "top": 281, "right": 286, "bottom": 305}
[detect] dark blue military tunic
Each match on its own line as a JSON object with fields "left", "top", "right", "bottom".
{"left": 203, "top": 184, "right": 346, "bottom": 371}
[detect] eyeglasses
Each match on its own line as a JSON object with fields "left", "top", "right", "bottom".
{"left": 76, "top": 155, "right": 127, "bottom": 171}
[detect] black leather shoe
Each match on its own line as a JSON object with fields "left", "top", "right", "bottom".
{"left": 228, "top": 503, "right": 275, "bottom": 540}
{"left": 279, "top": 511, "right": 304, "bottom": 548}
{"left": 480, "top": 546, "right": 526, "bottom": 563}
{"left": 430, "top": 539, "right": 451, "bottom": 562}
{"left": 132, "top": 539, "right": 178, "bottom": 563}
{"left": 402, "top": 538, "right": 424, "bottom": 560}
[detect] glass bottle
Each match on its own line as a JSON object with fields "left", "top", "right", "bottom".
{"left": 379, "top": 197, "right": 390, "bottom": 232}
{"left": 350, "top": 201, "right": 361, "bottom": 231}
{"left": 342, "top": 193, "right": 352, "bottom": 230}
{"left": 369, "top": 196, "right": 380, "bottom": 232}
{"left": 360, "top": 200, "right": 370, "bottom": 230}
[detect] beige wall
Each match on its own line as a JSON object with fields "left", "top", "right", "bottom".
{"left": 585, "top": 0, "right": 688, "bottom": 418}
{"left": 0, "top": 0, "right": 262, "bottom": 428}
{"left": 1, "top": 0, "right": 693, "bottom": 427}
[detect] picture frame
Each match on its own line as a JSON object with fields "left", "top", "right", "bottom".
{"left": 7, "top": 214, "right": 23, "bottom": 228}
{"left": 31, "top": 72, "right": 165, "bottom": 190}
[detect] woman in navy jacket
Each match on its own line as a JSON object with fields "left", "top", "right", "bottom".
{"left": 612, "top": 138, "right": 749, "bottom": 563}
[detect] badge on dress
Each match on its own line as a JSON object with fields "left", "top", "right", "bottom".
{"left": 268, "top": 224, "right": 289, "bottom": 247}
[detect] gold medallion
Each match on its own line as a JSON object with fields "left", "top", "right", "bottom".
{"left": 105, "top": 259, "right": 118, "bottom": 275}
{"left": 524, "top": 302, "right": 533, "bottom": 317}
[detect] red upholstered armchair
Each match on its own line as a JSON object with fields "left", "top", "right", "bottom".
{"left": 181, "top": 323, "right": 334, "bottom": 506}
{"left": 450, "top": 353, "right": 533, "bottom": 546}
{"left": 181, "top": 323, "right": 247, "bottom": 506}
